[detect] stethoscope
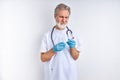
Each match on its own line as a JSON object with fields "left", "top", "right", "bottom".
{"left": 49, "top": 26, "right": 74, "bottom": 77}
{"left": 51, "top": 26, "right": 74, "bottom": 46}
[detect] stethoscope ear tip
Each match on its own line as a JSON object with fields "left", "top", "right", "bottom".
{"left": 72, "top": 37, "right": 74, "bottom": 39}
{"left": 68, "top": 37, "right": 74, "bottom": 40}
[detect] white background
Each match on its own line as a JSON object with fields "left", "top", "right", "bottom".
{"left": 0, "top": 0, "right": 120, "bottom": 80}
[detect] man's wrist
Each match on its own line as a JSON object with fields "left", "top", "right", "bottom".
{"left": 69, "top": 45, "right": 75, "bottom": 48}
{"left": 52, "top": 48, "right": 57, "bottom": 53}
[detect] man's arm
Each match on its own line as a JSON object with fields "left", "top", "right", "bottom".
{"left": 40, "top": 42, "right": 66, "bottom": 62}
{"left": 70, "top": 48, "right": 80, "bottom": 60}
{"left": 40, "top": 49, "right": 55, "bottom": 62}
{"left": 67, "top": 39, "right": 80, "bottom": 60}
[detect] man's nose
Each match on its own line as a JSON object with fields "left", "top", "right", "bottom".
{"left": 62, "top": 18, "right": 66, "bottom": 22}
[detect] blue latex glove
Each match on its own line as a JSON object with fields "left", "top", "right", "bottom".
{"left": 53, "top": 42, "right": 66, "bottom": 52}
{"left": 67, "top": 39, "right": 76, "bottom": 48}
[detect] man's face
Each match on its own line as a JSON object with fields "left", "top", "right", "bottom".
{"left": 55, "top": 10, "right": 70, "bottom": 26}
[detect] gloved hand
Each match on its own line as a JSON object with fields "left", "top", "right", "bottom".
{"left": 67, "top": 39, "right": 76, "bottom": 48}
{"left": 53, "top": 42, "right": 66, "bottom": 52}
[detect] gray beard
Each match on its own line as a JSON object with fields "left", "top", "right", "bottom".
{"left": 57, "top": 23, "right": 67, "bottom": 29}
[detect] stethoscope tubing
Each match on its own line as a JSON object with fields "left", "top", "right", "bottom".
{"left": 49, "top": 26, "right": 73, "bottom": 75}
{"left": 51, "top": 26, "right": 73, "bottom": 46}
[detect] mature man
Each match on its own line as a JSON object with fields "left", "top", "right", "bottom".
{"left": 40, "top": 3, "right": 80, "bottom": 80}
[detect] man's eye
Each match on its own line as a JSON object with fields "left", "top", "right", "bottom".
{"left": 65, "top": 17, "right": 68, "bottom": 19}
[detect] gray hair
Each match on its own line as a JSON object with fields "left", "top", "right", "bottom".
{"left": 54, "top": 3, "right": 71, "bottom": 17}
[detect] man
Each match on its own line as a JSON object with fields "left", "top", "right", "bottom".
{"left": 40, "top": 3, "right": 80, "bottom": 80}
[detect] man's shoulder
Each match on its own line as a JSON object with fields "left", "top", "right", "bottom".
{"left": 43, "top": 27, "right": 53, "bottom": 36}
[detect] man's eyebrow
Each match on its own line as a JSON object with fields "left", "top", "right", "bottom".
{"left": 59, "top": 16, "right": 69, "bottom": 18}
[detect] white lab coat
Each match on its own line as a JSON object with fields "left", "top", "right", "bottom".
{"left": 40, "top": 27, "right": 80, "bottom": 80}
